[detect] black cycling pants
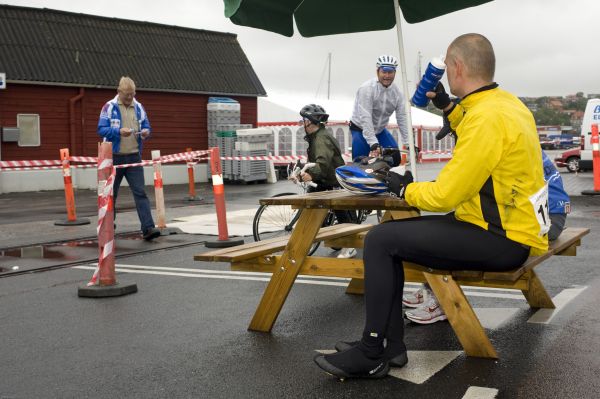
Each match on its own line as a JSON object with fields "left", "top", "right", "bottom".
{"left": 361, "top": 214, "right": 529, "bottom": 345}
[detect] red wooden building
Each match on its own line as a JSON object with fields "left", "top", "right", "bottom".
{"left": 0, "top": 5, "right": 265, "bottom": 162}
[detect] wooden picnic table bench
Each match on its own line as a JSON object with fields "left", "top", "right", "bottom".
{"left": 194, "top": 190, "right": 589, "bottom": 359}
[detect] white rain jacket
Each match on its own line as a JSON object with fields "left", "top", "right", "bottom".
{"left": 350, "top": 78, "right": 409, "bottom": 146}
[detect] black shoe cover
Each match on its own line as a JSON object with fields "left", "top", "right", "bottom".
{"left": 314, "top": 346, "right": 389, "bottom": 379}
{"left": 335, "top": 340, "right": 408, "bottom": 368}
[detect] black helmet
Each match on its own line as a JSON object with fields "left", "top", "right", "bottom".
{"left": 300, "top": 104, "right": 329, "bottom": 125}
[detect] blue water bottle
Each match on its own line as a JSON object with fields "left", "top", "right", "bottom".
{"left": 411, "top": 57, "right": 446, "bottom": 107}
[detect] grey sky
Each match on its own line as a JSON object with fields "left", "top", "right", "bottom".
{"left": 3, "top": 0, "right": 598, "bottom": 101}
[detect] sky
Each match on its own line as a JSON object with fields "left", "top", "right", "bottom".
{"left": 3, "top": 0, "right": 599, "bottom": 103}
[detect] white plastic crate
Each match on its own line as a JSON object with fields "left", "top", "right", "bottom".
{"left": 235, "top": 141, "right": 268, "bottom": 151}
{"left": 207, "top": 102, "right": 240, "bottom": 112}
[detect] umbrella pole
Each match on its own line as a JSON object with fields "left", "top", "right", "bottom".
{"left": 393, "top": 0, "right": 418, "bottom": 180}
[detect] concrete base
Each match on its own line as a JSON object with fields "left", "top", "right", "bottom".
{"left": 78, "top": 282, "right": 138, "bottom": 298}
{"left": 205, "top": 237, "right": 244, "bottom": 248}
{"left": 184, "top": 195, "right": 204, "bottom": 201}
{"left": 159, "top": 227, "right": 183, "bottom": 236}
{"left": 581, "top": 190, "right": 600, "bottom": 196}
{"left": 54, "top": 218, "right": 91, "bottom": 226}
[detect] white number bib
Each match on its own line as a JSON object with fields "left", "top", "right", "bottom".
{"left": 529, "top": 183, "right": 550, "bottom": 236}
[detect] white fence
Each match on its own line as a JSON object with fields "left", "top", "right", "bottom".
{"left": 256, "top": 121, "right": 453, "bottom": 163}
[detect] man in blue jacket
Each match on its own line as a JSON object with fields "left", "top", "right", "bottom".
{"left": 97, "top": 76, "right": 160, "bottom": 241}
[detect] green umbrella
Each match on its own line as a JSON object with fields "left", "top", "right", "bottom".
{"left": 225, "top": 0, "right": 492, "bottom": 37}
{"left": 223, "top": 0, "right": 493, "bottom": 177}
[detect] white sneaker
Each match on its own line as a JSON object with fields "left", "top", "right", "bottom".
{"left": 402, "top": 285, "right": 431, "bottom": 308}
{"left": 405, "top": 295, "right": 447, "bottom": 324}
{"left": 337, "top": 248, "right": 357, "bottom": 259}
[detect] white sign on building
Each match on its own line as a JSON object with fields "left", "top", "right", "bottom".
{"left": 0, "top": 72, "right": 6, "bottom": 89}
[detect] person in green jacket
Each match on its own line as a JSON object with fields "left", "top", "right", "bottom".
{"left": 297, "top": 104, "right": 357, "bottom": 258}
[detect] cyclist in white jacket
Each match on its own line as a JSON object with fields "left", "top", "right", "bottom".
{"left": 349, "top": 55, "right": 409, "bottom": 160}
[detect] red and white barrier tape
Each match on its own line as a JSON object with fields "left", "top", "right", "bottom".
{"left": 0, "top": 159, "right": 62, "bottom": 169}
{"left": 0, "top": 149, "right": 211, "bottom": 171}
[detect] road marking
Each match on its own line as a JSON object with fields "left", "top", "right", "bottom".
{"left": 73, "top": 264, "right": 524, "bottom": 299}
{"left": 474, "top": 308, "right": 520, "bottom": 329}
{"left": 388, "top": 351, "right": 462, "bottom": 384}
{"left": 462, "top": 386, "right": 499, "bottom": 399}
{"left": 314, "top": 349, "right": 461, "bottom": 384}
{"left": 527, "top": 286, "right": 588, "bottom": 324}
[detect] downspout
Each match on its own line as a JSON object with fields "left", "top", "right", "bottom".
{"left": 69, "top": 87, "right": 84, "bottom": 154}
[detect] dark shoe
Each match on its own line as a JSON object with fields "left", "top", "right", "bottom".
{"left": 335, "top": 340, "right": 408, "bottom": 368}
{"left": 143, "top": 227, "right": 161, "bottom": 241}
{"left": 314, "top": 346, "right": 389, "bottom": 380}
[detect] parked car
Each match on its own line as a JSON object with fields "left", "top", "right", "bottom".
{"left": 540, "top": 137, "right": 559, "bottom": 150}
{"left": 554, "top": 148, "right": 584, "bottom": 173}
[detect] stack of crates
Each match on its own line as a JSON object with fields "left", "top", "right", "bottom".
{"left": 214, "top": 125, "right": 252, "bottom": 180}
{"left": 207, "top": 97, "right": 255, "bottom": 180}
{"left": 207, "top": 97, "right": 241, "bottom": 149}
{"left": 233, "top": 128, "right": 272, "bottom": 183}
{"left": 215, "top": 130, "right": 237, "bottom": 180}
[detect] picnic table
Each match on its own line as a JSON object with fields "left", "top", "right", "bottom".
{"left": 196, "top": 190, "right": 588, "bottom": 359}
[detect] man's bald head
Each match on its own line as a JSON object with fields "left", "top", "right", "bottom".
{"left": 447, "top": 33, "right": 495, "bottom": 82}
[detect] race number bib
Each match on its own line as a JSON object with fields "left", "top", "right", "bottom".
{"left": 529, "top": 183, "right": 550, "bottom": 236}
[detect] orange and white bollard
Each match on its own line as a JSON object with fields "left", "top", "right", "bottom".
{"left": 582, "top": 123, "right": 600, "bottom": 195}
{"left": 205, "top": 147, "right": 244, "bottom": 248}
{"left": 152, "top": 150, "right": 167, "bottom": 229}
{"left": 184, "top": 147, "right": 203, "bottom": 201}
{"left": 55, "top": 148, "right": 90, "bottom": 226}
{"left": 78, "top": 142, "right": 137, "bottom": 297}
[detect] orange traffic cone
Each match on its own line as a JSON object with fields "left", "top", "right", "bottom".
{"left": 55, "top": 148, "right": 90, "bottom": 226}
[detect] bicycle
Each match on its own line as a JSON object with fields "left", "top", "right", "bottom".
{"left": 252, "top": 161, "right": 372, "bottom": 256}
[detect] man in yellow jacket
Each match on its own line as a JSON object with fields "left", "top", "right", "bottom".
{"left": 314, "top": 33, "right": 550, "bottom": 380}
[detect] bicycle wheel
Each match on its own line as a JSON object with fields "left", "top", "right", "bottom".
{"left": 253, "top": 192, "right": 299, "bottom": 242}
{"left": 253, "top": 192, "right": 324, "bottom": 256}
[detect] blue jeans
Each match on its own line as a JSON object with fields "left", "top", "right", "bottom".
{"left": 351, "top": 128, "right": 399, "bottom": 161}
{"left": 113, "top": 153, "right": 155, "bottom": 232}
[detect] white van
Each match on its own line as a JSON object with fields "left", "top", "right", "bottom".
{"left": 580, "top": 98, "right": 600, "bottom": 170}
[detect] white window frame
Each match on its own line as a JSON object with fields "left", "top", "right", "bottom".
{"left": 17, "top": 114, "right": 41, "bottom": 147}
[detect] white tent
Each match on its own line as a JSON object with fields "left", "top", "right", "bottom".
{"left": 258, "top": 93, "right": 442, "bottom": 128}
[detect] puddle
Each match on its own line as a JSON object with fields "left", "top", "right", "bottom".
{"left": 0, "top": 232, "right": 144, "bottom": 260}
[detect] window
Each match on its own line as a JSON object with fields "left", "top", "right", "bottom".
{"left": 17, "top": 114, "right": 40, "bottom": 147}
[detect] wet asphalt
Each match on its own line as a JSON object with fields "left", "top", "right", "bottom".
{"left": 1, "top": 156, "right": 600, "bottom": 399}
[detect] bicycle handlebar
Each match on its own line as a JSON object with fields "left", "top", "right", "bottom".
{"left": 289, "top": 161, "right": 318, "bottom": 188}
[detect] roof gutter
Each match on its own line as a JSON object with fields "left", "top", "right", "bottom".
{"left": 7, "top": 80, "right": 266, "bottom": 98}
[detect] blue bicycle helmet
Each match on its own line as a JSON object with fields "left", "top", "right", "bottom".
{"left": 335, "top": 158, "right": 390, "bottom": 195}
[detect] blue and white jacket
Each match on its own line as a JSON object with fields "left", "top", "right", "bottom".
{"left": 97, "top": 95, "right": 152, "bottom": 153}
{"left": 542, "top": 151, "right": 570, "bottom": 214}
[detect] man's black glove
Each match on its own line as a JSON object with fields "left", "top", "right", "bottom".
{"left": 436, "top": 116, "right": 454, "bottom": 140}
{"left": 430, "top": 82, "right": 452, "bottom": 111}
{"left": 385, "top": 170, "right": 414, "bottom": 198}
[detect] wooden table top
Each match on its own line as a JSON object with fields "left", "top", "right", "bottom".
{"left": 259, "top": 190, "right": 418, "bottom": 211}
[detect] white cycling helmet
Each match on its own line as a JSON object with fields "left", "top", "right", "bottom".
{"left": 376, "top": 55, "right": 398, "bottom": 71}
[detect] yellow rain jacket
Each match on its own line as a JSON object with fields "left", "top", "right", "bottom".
{"left": 405, "top": 85, "right": 549, "bottom": 255}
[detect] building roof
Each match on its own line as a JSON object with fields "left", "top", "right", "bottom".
{"left": 0, "top": 4, "right": 266, "bottom": 96}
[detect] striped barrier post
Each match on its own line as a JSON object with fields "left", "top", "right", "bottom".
{"left": 582, "top": 123, "right": 600, "bottom": 195}
{"left": 152, "top": 150, "right": 167, "bottom": 229}
{"left": 184, "top": 147, "right": 203, "bottom": 201}
{"left": 78, "top": 142, "right": 137, "bottom": 297}
{"left": 55, "top": 148, "right": 90, "bottom": 226}
{"left": 205, "top": 147, "right": 244, "bottom": 248}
